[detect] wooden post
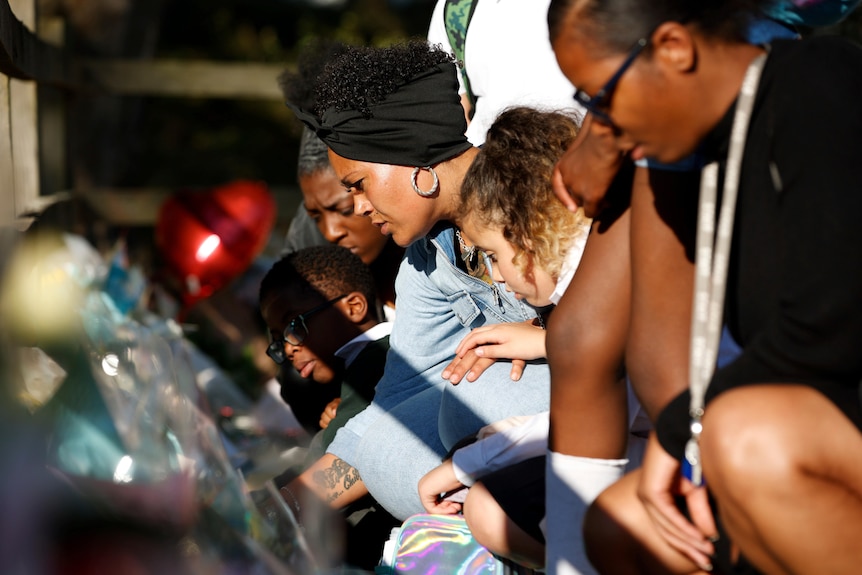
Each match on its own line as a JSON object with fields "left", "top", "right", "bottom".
{"left": 8, "top": 0, "right": 40, "bottom": 223}
{"left": 0, "top": 0, "right": 296, "bottom": 228}
{"left": 0, "top": 74, "right": 14, "bottom": 227}
{"left": 37, "top": 14, "right": 67, "bottom": 203}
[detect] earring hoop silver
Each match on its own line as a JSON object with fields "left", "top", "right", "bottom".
{"left": 411, "top": 166, "right": 439, "bottom": 197}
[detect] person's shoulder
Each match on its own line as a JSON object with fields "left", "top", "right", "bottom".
{"left": 426, "top": 0, "right": 450, "bottom": 46}
{"left": 771, "top": 35, "right": 862, "bottom": 72}
{"left": 807, "top": 34, "right": 862, "bottom": 66}
{"left": 766, "top": 36, "right": 862, "bottom": 107}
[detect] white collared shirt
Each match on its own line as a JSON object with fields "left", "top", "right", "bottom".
{"left": 334, "top": 321, "right": 394, "bottom": 368}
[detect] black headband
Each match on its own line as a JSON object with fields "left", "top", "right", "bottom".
{"left": 287, "top": 62, "right": 472, "bottom": 167}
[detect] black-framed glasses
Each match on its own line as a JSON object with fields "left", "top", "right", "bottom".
{"left": 266, "top": 294, "right": 347, "bottom": 364}
{"left": 573, "top": 37, "right": 649, "bottom": 130}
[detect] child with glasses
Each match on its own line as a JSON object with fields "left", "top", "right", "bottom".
{"left": 259, "top": 244, "right": 391, "bottom": 460}
{"left": 259, "top": 244, "right": 400, "bottom": 570}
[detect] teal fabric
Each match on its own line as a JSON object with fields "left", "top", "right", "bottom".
{"left": 766, "top": 0, "right": 859, "bottom": 27}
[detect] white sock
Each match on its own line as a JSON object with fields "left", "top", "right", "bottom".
{"left": 544, "top": 451, "right": 628, "bottom": 575}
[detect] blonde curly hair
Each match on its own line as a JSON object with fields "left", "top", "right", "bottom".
{"left": 460, "top": 107, "right": 591, "bottom": 280}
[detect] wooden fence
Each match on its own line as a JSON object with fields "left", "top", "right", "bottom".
{"left": 0, "top": 0, "right": 288, "bottom": 229}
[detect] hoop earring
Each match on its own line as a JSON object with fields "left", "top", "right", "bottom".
{"left": 411, "top": 166, "right": 439, "bottom": 197}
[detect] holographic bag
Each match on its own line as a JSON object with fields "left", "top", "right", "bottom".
{"left": 376, "top": 514, "right": 536, "bottom": 575}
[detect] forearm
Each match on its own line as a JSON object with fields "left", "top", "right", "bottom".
{"left": 547, "top": 207, "right": 631, "bottom": 458}
{"left": 452, "top": 411, "right": 549, "bottom": 483}
{"left": 626, "top": 167, "right": 698, "bottom": 421}
{"left": 287, "top": 453, "right": 369, "bottom": 515}
{"left": 418, "top": 460, "right": 465, "bottom": 514}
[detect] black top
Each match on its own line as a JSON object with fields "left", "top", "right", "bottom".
{"left": 657, "top": 36, "right": 862, "bottom": 458}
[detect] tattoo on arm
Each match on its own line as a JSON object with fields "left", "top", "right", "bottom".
{"left": 312, "top": 458, "right": 362, "bottom": 500}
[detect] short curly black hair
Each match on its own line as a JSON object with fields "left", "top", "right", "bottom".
{"left": 278, "top": 37, "right": 351, "bottom": 111}
{"left": 259, "top": 244, "right": 380, "bottom": 321}
{"left": 314, "top": 39, "right": 457, "bottom": 118}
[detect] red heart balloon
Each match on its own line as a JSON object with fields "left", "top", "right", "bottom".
{"left": 155, "top": 180, "right": 276, "bottom": 310}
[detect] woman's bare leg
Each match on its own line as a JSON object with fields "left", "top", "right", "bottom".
{"left": 702, "top": 385, "right": 862, "bottom": 574}
{"left": 581, "top": 167, "right": 698, "bottom": 572}
{"left": 547, "top": 205, "right": 631, "bottom": 459}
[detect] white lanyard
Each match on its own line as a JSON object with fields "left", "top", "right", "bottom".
{"left": 684, "top": 50, "right": 769, "bottom": 486}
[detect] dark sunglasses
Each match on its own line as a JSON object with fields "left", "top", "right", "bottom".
{"left": 572, "top": 37, "right": 649, "bottom": 130}
{"left": 266, "top": 294, "right": 347, "bottom": 364}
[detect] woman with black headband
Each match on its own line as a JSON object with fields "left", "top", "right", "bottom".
{"left": 546, "top": 0, "right": 862, "bottom": 574}
{"left": 284, "top": 40, "right": 550, "bottom": 522}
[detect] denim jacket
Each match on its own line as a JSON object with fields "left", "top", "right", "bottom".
{"left": 329, "top": 222, "right": 551, "bottom": 463}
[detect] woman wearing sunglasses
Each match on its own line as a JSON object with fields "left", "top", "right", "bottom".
{"left": 547, "top": 0, "right": 862, "bottom": 573}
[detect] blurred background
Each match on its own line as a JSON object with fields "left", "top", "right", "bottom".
{"left": 27, "top": 0, "right": 437, "bottom": 224}
{"left": 60, "top": 0, "right": 436, "bottom": 192}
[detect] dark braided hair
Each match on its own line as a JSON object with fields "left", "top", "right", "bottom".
{"left": 314, "top": 39, "right": 457, "bottom": 118}
{"left": 259, "top": 244, "right": 380, "bottom": 321}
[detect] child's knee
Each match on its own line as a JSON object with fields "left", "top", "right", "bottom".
{"left": 463, "top": 482, "right": 504, "bottom": 547}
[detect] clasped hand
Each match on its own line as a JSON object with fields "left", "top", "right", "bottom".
{"left": 552, "top": 113, "right": 627, "bottom": 218}
{"left": 638, "top": 433, "right": 719, "bottom": 571}
{"left": 418, "top": 459, "right": 465, "bottom": 515}
{"left": 319, "top": 397, "right": 341, "bottom": 429}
